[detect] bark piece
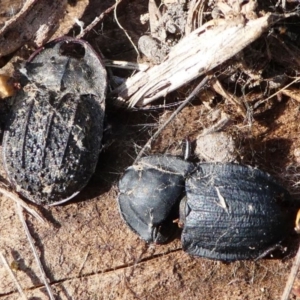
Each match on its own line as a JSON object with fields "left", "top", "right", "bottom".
{"left": 0, "top": 0, "right": 67, "bottom": 57}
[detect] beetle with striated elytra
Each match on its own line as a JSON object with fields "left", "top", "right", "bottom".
{"left": 117, "top": 135, "right": 297, "bottom": 262}
{"left": 2, "top": 37, "right": 107, "bottom": 206}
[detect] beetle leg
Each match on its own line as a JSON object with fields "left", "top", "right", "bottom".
{"left": 254, "top": 243, "right": 286, "bottom": 261}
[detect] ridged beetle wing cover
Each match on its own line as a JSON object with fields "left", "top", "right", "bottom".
{"left": 118, "top": 156, "right": 194, "bottom": 244}
{"left": 3, "top": 38, "right": 107, "bottom": 205}
{"left": 182, "top": 163, "right": 294, "bottom": 261}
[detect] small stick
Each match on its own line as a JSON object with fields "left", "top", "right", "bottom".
{"left": 276, "top": 0, "right": 286, "bottom": 9}
{"left": 103, "top": 59, "right": 149, "bottom": 71}
{"left": 211, "top": 78, "right": 246, "bottom": 117}
{"left": 78, "top": 247, "right": 90, "bottom": 276}
{"left": 281, "top": 243, "right": 300, "bottom": 300}
{"left": 76, "top": 2, "right": 120, "bottom": 39}
{"left": 114, "top": 0, "right": 140, "bottom": 58}
{"left": 0, "top": 187, "right": 45, "bottom": 223}
{"left": 0, "top": 252, "right": 27, "bottom": 300}
{"left": 134, "top": 76, "right": 209, "bottom": 163}
{"left": 16, "top": 203, "right": 55, "bottom": 300}
{"left": 254, "top": 77, "right": 300, "bottom": 109}
{"left": 198, "top": 113, "right": 231, "bottom": 137}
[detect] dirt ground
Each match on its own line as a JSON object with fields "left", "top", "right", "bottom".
{"left": 1, "top": 0, "right": 300, "bottom": 299}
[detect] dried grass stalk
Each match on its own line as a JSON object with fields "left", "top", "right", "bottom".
{"left": 0, "top": 252, "right": 27, "bottom": 300}
{"left": 16, "top": 203, "right": 55, "bottom": 300}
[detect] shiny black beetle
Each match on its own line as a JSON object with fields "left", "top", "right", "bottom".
{"left": 118, "top": 156, "right": 296, "bottom": 261}
{"left": 118, "top": 156, "right": 194, "bottom": 243}
{"left": 2, "top": 38, "right": 107, "bottom": 205}
{"left": 181, "top": 163, "right": 294, "bottom": 261}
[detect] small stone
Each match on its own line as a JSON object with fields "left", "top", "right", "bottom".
{"left": 195, "top": 132, "right": 237, "bottom": 163}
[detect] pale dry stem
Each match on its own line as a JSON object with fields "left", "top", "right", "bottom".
{"left": 254, "top": 77, "right": 300, "bottom": 109}
{"left": 103, "top": 59, "right": 149, "bottom": 71}
{"left": 0, "top": 186, "right": 45, "bottom": 223}
{"left": 16, "top": 203, "right": 55, "bottom": 300}
{"left": 0, "top": 252, "right": 27, "bottom": 300}
{"left": 114, "top": 0, "right": 140, "bottom": 59}
{"left": 76, "top": 2, "right": 119, "bottom": 39}
{"left": 78, "top": 247, "right": 91, "bottom": 276}
{"left": 211, "top": 78, "right": 247, "bottom": 117}
{"left": 281, "top": 243, "right": 300, "bottom": 300}
{"left": 198, "top": 113, "right": 231, "bottom": 137}
{"left": 185, "top": 0, "right": 206, "bottom": 34}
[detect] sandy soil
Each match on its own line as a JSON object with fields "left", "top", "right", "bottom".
{"left": 1, "top": 0, "right": 300, "bottom": 299}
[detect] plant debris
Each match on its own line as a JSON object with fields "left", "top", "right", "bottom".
{"left": 1, "top": 1, "right": 300, "bottom": 299}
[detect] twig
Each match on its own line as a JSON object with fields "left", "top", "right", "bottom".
{"left": 134, "top": 76, "right": 209, "bottom": 163}
{"left": 281, "top": 243, "right": 300, "bottom": 300}
{"left": 211, "top": 78, "right": 246, "bottom": 117}
{"left": 186, "top": 0, "right": 206, "bottom": 34}
{"left": 198, "top": 113, "right": 231, "bottom": 137}
{"left": 16, "top": 203, "right": 55, "bottom": 300}
{"left": 254, "top": 77, "right": 300, "bottom": 109}
{"left": 0, "top": 186, "right": 45, "bottom": 223}
{"left": 78, "top": 247, "right": 90, "bottom": 276}
{"left": 148, "top": 0, "right": 163, "bottom": 39}
{"left": 114, "top": 0, "right": 140, "bottom": 58}
{"left": 103, "top": 59, "right": 149, "bottom": 71}
{"left": 276, "top": 0, "right": 286, "bottom": 10}
{"left": 0, "top": 252, "right": 27, "bottom": 300}
{"left": 76, "top": 3, "right": 119, "bottom": 39}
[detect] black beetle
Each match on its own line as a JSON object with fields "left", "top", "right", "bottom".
{"left": 2, "top": 37, "right": 107, "bottom": 205}
{"left": 118, "top": 155, "right": 296, "bottom": 261}
{"left": 118, "top": 155, "right": 194, "bottom": 243}
{"left": 181, "top": 163, "right": 295, "bottom": 261}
